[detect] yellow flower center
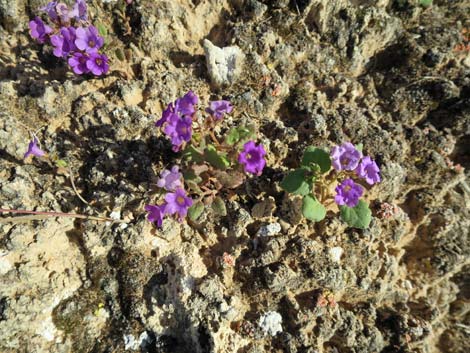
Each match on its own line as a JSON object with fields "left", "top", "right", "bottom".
{"left": 177, "top": 196, "right": 185, "bottom": 205}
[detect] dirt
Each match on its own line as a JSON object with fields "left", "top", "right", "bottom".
{"left": 0, "top": 0, "right": 469, "bottom": 352}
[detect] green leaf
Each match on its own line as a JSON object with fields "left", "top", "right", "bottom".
{"left": 280, "top": 168, "right": 311, "bottom": 195}
{"left": 55, "top": 159, "right": 68, "bottom": 168}
{"left": 182, "top": 145, "right": 204, "bottom": 163}
{"left": 186, "top": 180, "right": 202, "bottom": 192}
{"left": 188, "top": 201, "right": 205, "bottom": 221}
{"left": 340, "top": 200, "right": 372, "bottom": 229}
{"left": 96, "top": 23, "right": 108, "bottom": 37}
{"left": 225, "top": 128, "right": 240, "bottom": 145}
{"left": 301, "top": 147, "right": 331, "bottom": 173}
{"left": 237, "top": 125, "right": 255, "bottom": 143}
{"left": 419, "top": 0, "right": 432, "bottom": 7}
{"left": 302, "top": 195, "right": 326, "bottom": 222}
{"left": 115, "top": 48, "right": 125, "bottom": 61}
{"left": 204, "top": 145, "right": 230, "bottom": 170}
{"left": 183, "top": 169, "right": 203, "bottom": 184}
{"left": 212, "top": 197, "right": 227, "bottom": 216}
{"left": 355, "top": 143, "right": 363, "bottom": 153}
{"left": 225, "top": 125, "right": 255, "bottom": 146}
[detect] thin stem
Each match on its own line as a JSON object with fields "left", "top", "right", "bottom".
{"left": 209, "top": 131, "right": 220, "bottom": 146}
{"left": 0, "top": 208, "right": 126, "bottom": 223}
{"left": 68, "top": 166, "right": 90, "bottom": 206}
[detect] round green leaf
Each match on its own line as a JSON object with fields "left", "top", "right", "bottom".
{"left": 115, "top": 48, "right": 125, "bottom": 61}
{"left": 301, "top": 147, "right": 331, "bottom": 173}
{"left": 188, "top": 201, "right": 205, "bottom": 221}
{"left": 96, "top": 23, "right": 108, "bottom": 37}
{"left": 55, "top": 159, "right": 68, "bottom": 168}
{"left": 302, "top": 195, "right": 326, "bottom": 221}
{"left": 280, "top": 168, "right": 310, "bottom": 195}
{"left": 204, "top": 145, "right": 230, "bottom": 170}
{"left": 212, "top": 196, "right": 227, "bottom": 216}
{"left": 419, "top": 0, "right": 432, "bottom": 7}
{"left": 182, "top": 145, "right": 204, "bottom": 163}
{"left": 339, "top": 200, "right": 372, "bottom": 229}
{"left": 225, "top": 128, "right": 240, "bottom": 145}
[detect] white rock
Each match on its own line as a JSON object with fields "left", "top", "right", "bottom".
{"left": 259, "top": 311, "right": 283, "bottom": 336}
{"left": 124, "top": 334, "right": 138, "bottom": 350}
{"left": 329, "top": 247, "right": 343, "bottom": 263}
{"left": 37, "top": 317, "right": 57, "bottom": 342}
{"left": 257, "top": 223, "right": 281, "bottom": 237}
{"left": 203, "top": 39, "right": 245, "bottom": 88}
{"left": 138, "top": 331, "right": 150, "bottom": 346}
{"left": 0, "top": 252, "right": 12, "bottom": 275}
{"left": 110, "top": 211, "right": 121, "bottom": 220}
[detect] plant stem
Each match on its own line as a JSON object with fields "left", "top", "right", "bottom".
{"left": 209, "top": 131, "right": 220, "bottom": 146}
{"left": 0, "top": 208, "right": 126, "bottom": 223}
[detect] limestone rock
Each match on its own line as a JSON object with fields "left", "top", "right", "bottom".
{"left": 203, "top": 39, "right": 245, "bottom": 89}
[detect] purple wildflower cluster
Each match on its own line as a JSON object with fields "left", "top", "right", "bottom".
{"left": 145, "top": 166, "right": 193, "bottom": 227}
{"left": 154, "top": 91, "right": 265, "bottom": 175}
{"left": 147, "top": 92, "right": 267, "bottom": 227}
{"left": 156, "top": 91, "right": 198, "bottom": 152}
{"left": 29, "top": 1, "right": 109, "bottom": 76}
{"left": 331, "top": 142, "right": 381, "bottom": 207}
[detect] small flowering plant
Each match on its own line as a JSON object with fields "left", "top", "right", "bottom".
{"left": 146, "top": 91, "right": 267, "bottom": 227}
{"left": 29, "top": 1, "right": 109, "bottom": 76}
{"left": 281, "top": 143, "right": 380, "bottom": 228}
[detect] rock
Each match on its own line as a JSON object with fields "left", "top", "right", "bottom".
{"left": 329, "top": 247, "right": 343, "bottom": 263}
{"left": 256, "top": 223, "right": 282, "bottom": 237}
{"left": 203, "top": 39, "right": 245, "bottom": 89}
{"left": 259, "top": 311, "right": 283, "bottom": 336}
{"left": 304, "top": 0, "right": 348, "bottom": 34}
{"left": 0, "top": 0, "right": 22, "bottom": 31}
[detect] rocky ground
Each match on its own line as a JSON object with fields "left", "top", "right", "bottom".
{"left": 0, "top": 0, "right": 469, "bottom": 352}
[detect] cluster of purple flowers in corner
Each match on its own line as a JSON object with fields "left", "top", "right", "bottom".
{"left": 155, "top": 91, "right": 198, "bottom": 152}
{"left": 331, "top": 142, "right": 381, "bottom": 207}
{"left": 145, "top": 166, "right": 193, "bottom": 227}
{"left": 29, "top": 1, "right": 109, "bottom": 76}
{"left": 238, "top": 141, "right": 266, "bottom": 176}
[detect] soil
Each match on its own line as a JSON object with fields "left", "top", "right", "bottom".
{"left": 0, "top": 1, "right": 469, "bottom": 352}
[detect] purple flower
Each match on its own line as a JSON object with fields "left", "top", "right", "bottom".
{"left": 72, "top": 0, "right": 87, "bottom": 21}
{"left": 86, "top": 53, "right": 109, "bottom": 76}
{"left": 145, "top": 204, "right": 166, "bottom": 227}
{"left": 68, "top": 52, "right": 89, "bottom": 75}
{"left": 174, "top": 91, "right": 198, "bottom": 117}
{"left": 24, "top": 138, "right": 46, "bottom": 159}
{"left": 29, "top": 17, "right": 52, "bottom": 44}
{"left": 164, "top": 188, "right": 193, "bottom": 220}
{"left": 75, "top": 25, "right": 104, "bottom": 53}
{"left": 238, "top": 140, "right": 266, "bottom": 176}
{"left": 157, "top": 166, "right": 183, "bottom": 191}
{"left": 41, "top": 1, "right": 58, "bottom": 22}
{"left": 355, "top": 156, "right": 381, "bottom": 185}
{"left": 155, "top": 103, "right": 175, "bottom": 127}
{"left": 163, "top": 114, "right": 192, "bottom": 151}
{"left": 205, "top": 100, "right": 233, "bottom": 120}
{"left": 56, "top": 2, "right": 71, "bottom": 22}
{"left": 50, "top": 27, "right": 77, "bottom": 58}
{"left": 334, "top": 178, "right": 363, "bottom": 207}
{"left": 331, "top": 142, "right": 362, "bottom": 171}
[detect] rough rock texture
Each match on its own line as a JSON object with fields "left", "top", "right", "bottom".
{"left": 0, "top": 0, "right": 469, "bottom": 352}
